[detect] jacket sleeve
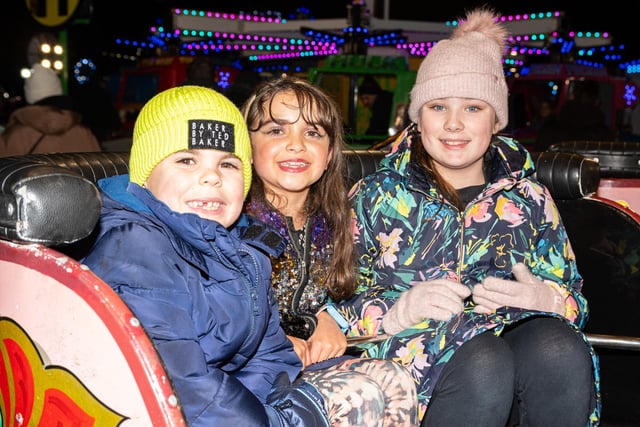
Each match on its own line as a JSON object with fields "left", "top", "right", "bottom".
{"left": 530, "top": 184, "right": 589, "bottom": 328}
{"left": 335, "top": 178, "right": 399, "bottom": 338}
{"left": 82, "top": 224, "right": 274, "bottom": 427}
{"left": 233, "top": 252, "right": 303, "bottom": 402}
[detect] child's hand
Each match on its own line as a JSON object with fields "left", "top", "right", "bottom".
{"left": 382, "top": 279, "right": 471, "bottom": 334}
{"left": 306, "top": 311, "right": 347, "bottom": 363}
{"left": 288, "top": 335, "right": 312, "bottom": 368}
{"left": 472, "top": 263, "right": 565, "bottom": 315}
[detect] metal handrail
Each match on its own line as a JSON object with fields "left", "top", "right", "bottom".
{"left": 347, "top": 333, "right": 640, "bottom": 352}
{"left": 585, "top": 333, "right": 640, "bottom": 351}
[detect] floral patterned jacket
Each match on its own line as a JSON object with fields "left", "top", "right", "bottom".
{"left": 337, "top": 128, "right": 600, "bottom": 424}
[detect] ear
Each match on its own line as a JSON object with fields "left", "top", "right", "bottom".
{"left": 492, "top": 120, "right": 501, "bottom": 135}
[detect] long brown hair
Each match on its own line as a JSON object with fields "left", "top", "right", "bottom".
{"left": 241, "top": 76, "right": 356, "bottom": 299}
{"left": 409, "top": 124, "right": 464, "bottom": 210}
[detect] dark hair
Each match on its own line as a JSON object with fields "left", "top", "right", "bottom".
{"left": 242, "top": 75, "right": 356, "bottom": 299}
{"left": 409, "top": 124, "right": 464, "bottom": 210}
{"left": 358, "top": 75, "right": 382, "bottom": 95}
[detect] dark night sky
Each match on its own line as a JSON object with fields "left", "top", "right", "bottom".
{"left": 2, "top": 0, "right": 639, "bottom": 91}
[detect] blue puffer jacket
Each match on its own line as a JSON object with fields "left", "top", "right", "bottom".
{"left": 338, "top": 130, "right": 601, "bottom": 425}
{"left": 81, "top": 175, "right": 329, "bottom": 427}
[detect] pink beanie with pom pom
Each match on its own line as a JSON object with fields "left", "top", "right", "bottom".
{"left": 408, "top": 8, "right": 510, "bottom": 130}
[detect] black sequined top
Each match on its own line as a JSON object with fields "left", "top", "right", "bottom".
{"left": 246, "top": 199, "right": 333, "bottom": 339}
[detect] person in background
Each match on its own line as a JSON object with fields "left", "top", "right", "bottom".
{"left": 180, "top": 57, "right": 218, "bottom": 90}
{"left": 0, "top": 64, "right": 101, "bottom": 156}
{"left": 226, "top": 69, "right": 262, "bottom": 108}
{"left": 358, "top": 75, "right": 394, "bottom": 136}
{"left": 69, "top": 71, "right": 122, "bottom": 142}
{"left": 81, "top": 85, "right": 330, "bottom": 426}
{"left": 243, "top": 75, "right": 418, "bottom": 426}
{"left": 339, "top": 8, "right": 600, "bottom": 426}
{"left": 531, "top": 98, "right": 555, "bottom": 130}
{"left": 535, "top": 79, "right": 614, "bottom": 151}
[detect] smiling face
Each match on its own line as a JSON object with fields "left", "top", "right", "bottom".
{"left": 144, "top": 149, "right": 245, "bottom": 227}
{"left": 417, "top": 97, "right": 501, "bottom": 188}
{"left": 249, "top": 90, "right": 332, "bottom": 206}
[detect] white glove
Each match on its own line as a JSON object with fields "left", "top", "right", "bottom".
{"left": 472, "top": 263, "right": 565, "bottom": 315}
{"left": 382, "top": 279, "right": 472, "bottom": 335}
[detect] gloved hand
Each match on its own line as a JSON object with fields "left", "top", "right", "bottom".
{"left": 472, "top": 263, "right": 565, "bottom": 315}
{"left": 264, "top": 372, "right": 330, "bottom": 427}
{"left": 382, "top": 279, "right": 472, "bottom": 335}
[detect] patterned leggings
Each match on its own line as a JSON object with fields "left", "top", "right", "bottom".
{"left": 301, "top": 358, "right": 418, "bottom": 427}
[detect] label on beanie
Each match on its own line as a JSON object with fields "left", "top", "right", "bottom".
{"left": 189, "top": 120, "right": 235, "bottom": 153}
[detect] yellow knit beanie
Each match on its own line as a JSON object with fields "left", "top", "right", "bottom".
{"left": 130, "top": 85, "right": 252, "bottom": 197}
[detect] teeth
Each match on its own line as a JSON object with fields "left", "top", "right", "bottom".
{"left": 187, "top": 201, "right": 221, "bottom": 210}
{"left": 281, "top": 161, "right": 307, "bottom": 167}
{"left": 443, "top": 140, "right": 465, "bottom": 146}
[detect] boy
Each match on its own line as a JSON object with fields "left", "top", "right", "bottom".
{"left": 81, "top": 86, "right": 329, "bottom": 426}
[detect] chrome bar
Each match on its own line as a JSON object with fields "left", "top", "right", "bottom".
{"left": 347, "top": 333, "right": 640, "bottom": 352}
{"left": 585, "top": 333, "right": 640, "bottom": 351}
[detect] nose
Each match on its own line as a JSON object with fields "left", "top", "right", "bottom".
{"left": 200, "top": 168, "right": 222, "bottom": 186}
{"left": 444, "top": 112, "right": 463, "bottom": 132}
{"left": 286, "top": 134, "right": 306, "bottom": 152}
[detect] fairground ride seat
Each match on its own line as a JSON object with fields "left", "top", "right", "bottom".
{"left": 547, "top": 140, "right": 640, "bottom": 423}
{"left": 0, "top": 152, "right": 185, "bottom": 425}
{"left": 0, "top": 150, "right": 639, "bottom": 424}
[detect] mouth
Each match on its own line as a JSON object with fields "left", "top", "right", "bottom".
{"left": 279, "top": 161, "right": 309, "bottom": 168}
{"left": 187, "top": 200, "right": 222, "bottom": 211}
{"left": 441, "top": 139, "right": 469, "bottom": 147}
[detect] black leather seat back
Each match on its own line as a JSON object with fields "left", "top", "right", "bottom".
{"left": 0, "top": 150, "right": 599, "bottom": 251}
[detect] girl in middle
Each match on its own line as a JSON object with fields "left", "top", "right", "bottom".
{"left": 243, "top": 75, "right": 418, "bottom": 427}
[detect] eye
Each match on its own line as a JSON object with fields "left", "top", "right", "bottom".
{"left": 466, "top": 105, "right": 481, "bottom": 112}
{"left": 306, "top": 127, "right": 326, "bottom": 138}
{"left": 221, "top": 159, "right": 242, "bottom": 170}
{"left": 429, "top": 104, "right": 445, "bottom": 112}
{"left": 175, "top": 155, "right": 195, "bottom": 165}
{"left": 263, "top": 124, "right": 285, "bottom": 136}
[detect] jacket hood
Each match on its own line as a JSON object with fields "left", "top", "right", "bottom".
{"left": 8, "top": 104, "right": 82, "bottom": 135}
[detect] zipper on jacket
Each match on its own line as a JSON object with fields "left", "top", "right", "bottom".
{"left": 285, "top": 216, "right": 312, "bottom": 315}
